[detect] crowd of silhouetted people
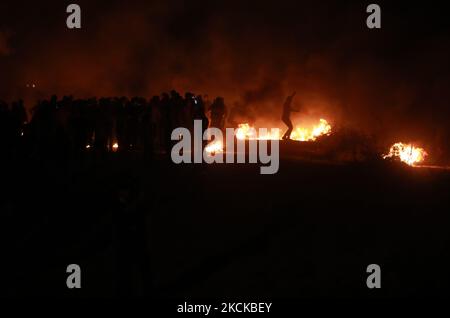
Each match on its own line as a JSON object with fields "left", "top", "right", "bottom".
{"left": 0, "top": 91, "right": 231, "bottom": 162}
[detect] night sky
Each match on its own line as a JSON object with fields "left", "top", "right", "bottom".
{"left": 1, "top": 0, "right": 449, "bottom": 143}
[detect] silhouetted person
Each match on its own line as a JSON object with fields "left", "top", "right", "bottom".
{"left": 0, "top": 101, "right": 13, "bottom": 156}
{"left": 93, "top": 98, "right": 114, "bottom": 155}
{"left": 126, "top": 97, "right": 143, "bottom": 150}
{"left": 160, "top": 93, "right": 172, "bottom": 155}
{"left": 29, "top": 98, "right": 61, "bottom": 160}
{"left": 192, "top": 95, "right": 209, "bottom": 152}
{"left": 281, "top": 92, "right": 299, "bottom": 140}
{"left": 142, "top": 98, "right": 154, "bottom": 158}
{"left": 11, "top": 100, "right": 27, "bottom": 131}
{"left": 148, "top": 96, "right": 162, "bottom": 153}
{"left": 184, "top": 92, "right": 195, "bottom": 132}
{"left": 193, "top": 95, "right": 209, "bottom": 130}
{"left": 115, "top": 97, "right": 128, "bottom": 152}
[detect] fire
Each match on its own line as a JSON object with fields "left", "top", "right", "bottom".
{"left": 112, "top": 142, "right": 119, "bottom": 152}
{"left": 290, "top": 119, "right": 331, "bottom": 141}
{"left": 236, "top": 123, "right": 281, "bottom": 140}
{"left": 205, "top": 140, "right": 223, "bottom": 155}
{"left": 236, "top": 123, "right": 255, "bottom": 140}
{"left": 235, "top": 118, "right": 331, "bottom": 141}
{"left": 383, "top": 142, "right": 428, "bottom": 166}
{"left": 205, "top": 118, "right": 332, "bottom": 154}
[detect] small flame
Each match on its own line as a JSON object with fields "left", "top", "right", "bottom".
{"left": 236, "top": 123, "right": 281, "bottom": 140}
{"left": 204, "top": 140, "right": 223, "bottom": 155}
{"left": 383, "top": 142, "right": 428, "bottom": 166}
{"left": 205, "top": 118, "right": 332, "bottom": 155}
{"left": 235, "top": 118, "right": 331, "bottom": 141}
{"left": 112, "top": 143, "right": 119, "bottom": 152}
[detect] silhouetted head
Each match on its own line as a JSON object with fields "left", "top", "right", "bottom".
{"left": 170, "top": 90, "right": 180, "bottom": 98}
{"left": 214, "top": 97, "right": 225, "bottom": 107}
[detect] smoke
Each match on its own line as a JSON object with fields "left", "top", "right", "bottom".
{"left": 2, "top": 0, "right": 450, "bottom": 150}
{"left": 17, "top": 2, "right": 347, "bottom": 115}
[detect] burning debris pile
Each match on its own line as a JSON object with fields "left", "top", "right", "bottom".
{"left": 235, "top": 119, "right": 331, "bottom": 142}
{"left": 204, "top": 118, "right": 433, "bottom": 168}
{"left": 1, "top": 92, "right": 437, "bottom": 167}
{"left": 206, "top": 119, "right": 332, "bottom": 155}
{"left": 382, "top": 142, "right": 428, "bottom": 166}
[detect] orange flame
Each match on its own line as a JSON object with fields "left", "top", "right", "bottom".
{"left": 204, "top": 140, "right": 223, "bottom": 155}
{"left": 235, "top": 123, "right": 281, "bottom": 140}
{"left": 205, "top": 118, "right": 332, "bottom": 154}
{"left": 290, "top": 119, "right": 331, "bottom": 141}
{"left": 235, "top": 119, "right": 331, "bottom": 141}
{"left": 383, "top": 142, "right": 428, "bottom": 166}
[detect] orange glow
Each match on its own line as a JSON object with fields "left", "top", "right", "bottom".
{"left": 204, "top": 140, "right": 223, "bottom": 155}
{"left": 383, "top": 142, "right": 428, "bottom": 166}
{"left": 235, "top": 118, "right": 331, "bottom": 141}
{"left": 205, "top": 118, "right": 332, "bottom": 154}
{"left": 290, "top": 119, "right": 331, "bottom": 141}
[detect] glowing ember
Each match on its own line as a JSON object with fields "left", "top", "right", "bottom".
{"left": 112, "top": 143, "right": 119, "bottom": 151}
{"left": 383, "top": 142, "right": 428, "bottom": 166}
{"left": 205, "top": 140, "right": 223, "bottom": 155}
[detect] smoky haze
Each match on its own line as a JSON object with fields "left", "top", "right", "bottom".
{"left": 0, "top": 0, "right": 449, "bottom": 145}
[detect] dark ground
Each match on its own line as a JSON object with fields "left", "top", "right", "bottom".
{"left": 1, "top": 143, "right": 450, "bottom": 299}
